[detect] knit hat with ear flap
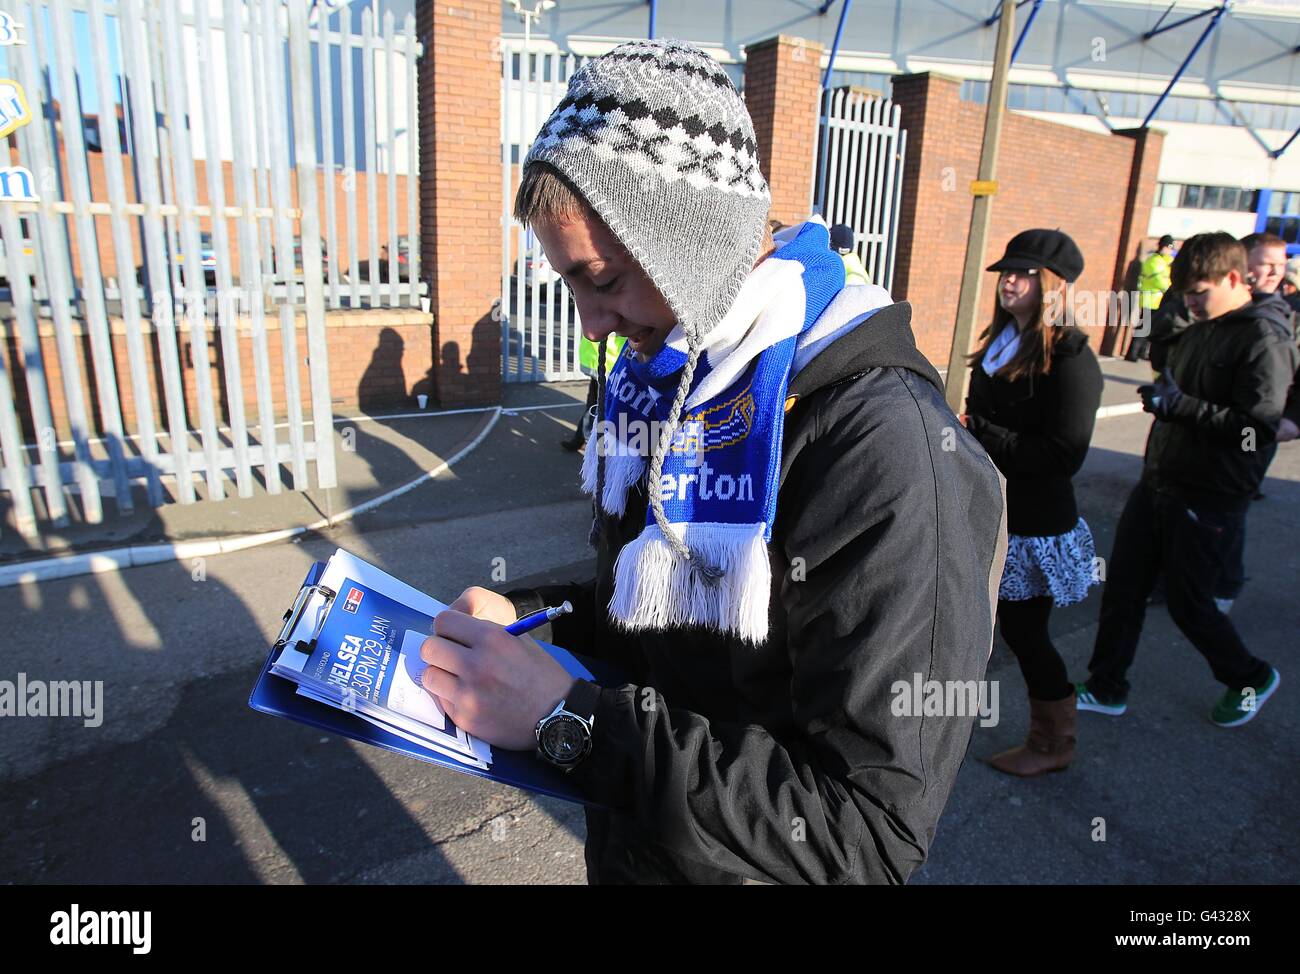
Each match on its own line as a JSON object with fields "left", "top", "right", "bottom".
{"left": 523, "top": 39, "right": 772, "bottom": 578}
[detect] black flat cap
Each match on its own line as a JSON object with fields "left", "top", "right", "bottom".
{"left": 987, "top": 228, "right": 1084, "bottom": 283}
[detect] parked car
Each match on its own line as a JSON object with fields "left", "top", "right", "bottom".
{"left": 178, "top": 231, "right": 218, "bottom": 287}
{"left": 280, "top": 236, "right": 331, "bottom": 283}
{"left": 358, "top": 239, "right": 414, "bottom": 283}
{"left": 137, "top": 235, "right": 332, "bottom": 290}
{"left": 523, "top": 243, "right": 559, "bottom": 290}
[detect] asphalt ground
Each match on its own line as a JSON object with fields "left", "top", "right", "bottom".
{"left": 0, "top": 363, "right": 1296, "bottom": 884}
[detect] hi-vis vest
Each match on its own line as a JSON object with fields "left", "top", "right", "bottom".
{"left": 1138, "top": 252, "right": 1173, "bottom": 310}
{"left": 840, "top": 250, "right": 871, "bottom": 287}
{"left": 578, "top": 334, "right": 626, "bottom": 376}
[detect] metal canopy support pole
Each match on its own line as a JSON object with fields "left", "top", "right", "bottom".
{"left": 1148, "top": 2, "right": 1179, "bottom": 37}
{"left": 945, "top": 0, "right": 1016, "bottom": 415}
{"left": 822, "top": 0, "right": 853, "bottom": 89}
{"left": 1272, "top": 124, "right": 1300, "bottom": 159}
{"left": 1141, "top": 3, "right": 1231, "bottom": 128}
{"left": 1010, "top": 0, "right": 1042, "bottom": 64}
{"left": 1217, "top": 99, "right": 1279, "bottom": 156}
{"left": 985, "top": 0, "right": 1032, "bottom": 28}
{"left": 1143, "top": 4, "right": 1219, "bottom": 41}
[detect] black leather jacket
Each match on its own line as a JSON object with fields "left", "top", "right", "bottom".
{"left": 507, "top": 301, "right": 1006, "bottom": 884}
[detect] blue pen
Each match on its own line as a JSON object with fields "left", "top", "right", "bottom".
{"left": 505, "top": 601, "right": 573, "bottom": 636}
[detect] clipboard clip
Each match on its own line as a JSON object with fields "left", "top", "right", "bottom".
{"left": 274, "top": 583, "right": 336, "bottom": 653}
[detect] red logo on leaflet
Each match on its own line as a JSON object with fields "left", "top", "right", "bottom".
{"left": 343, "top": 587, "right": 364, "bottom": 614}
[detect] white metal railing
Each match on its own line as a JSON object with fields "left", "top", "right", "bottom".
{"left": 813, "top": 87, "right": 907, "bottom": 293}
{"left": 0, "top": 0, "right": 423, "bottom": 539}
{"left": 499, "top": 42, "right": 587, "bottom": 384}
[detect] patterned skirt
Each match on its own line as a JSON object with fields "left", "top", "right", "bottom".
{"left": 998, "top": 517, "right": 1099, "bottom": 607}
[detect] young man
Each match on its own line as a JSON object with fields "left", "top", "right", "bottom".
{"left": 1210, "top": 232, "right": 1297, "bottom": 606}
{"left": 1240, "top": 232, "right": 1298, "bottom": 445}
{"left": 1241, "top": 231, "right": 1288, "bottom": 297}
{"left": 1077, "top": 233, "right": 1297, "bottom": 727}
{"left": 418, "top": 40, "right": 1006, "bottom": 884}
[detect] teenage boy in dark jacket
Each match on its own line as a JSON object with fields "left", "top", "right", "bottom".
{"left": 1077, "top": 233, "right": 1297, "bottom": 727}
{"left": 416, "top": 40, "right": 1007, "bottom": 884}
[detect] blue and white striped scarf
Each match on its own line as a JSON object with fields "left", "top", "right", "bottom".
{"left": 580, "top": 221, "right": 892, "bottom": 642}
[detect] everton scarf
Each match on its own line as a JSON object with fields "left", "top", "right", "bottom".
{"left": 580, "top": 221, "right": 888, "bottom": 643}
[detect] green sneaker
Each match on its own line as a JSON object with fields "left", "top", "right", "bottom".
{"left": 1076, "top": 683, "right": 1127, "bottom": 716}
{"left": 1211, "top": 668, "right": 1280, "bottom": 728}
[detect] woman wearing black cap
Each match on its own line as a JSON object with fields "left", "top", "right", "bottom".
{"left": 963, "top": 228, "right": 1104, "bottom": 777}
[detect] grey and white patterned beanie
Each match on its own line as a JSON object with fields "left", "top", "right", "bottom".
{"left": 524, "top": 39, "right": 771, "bottom": 578}
{"left": 524, "top": 38, "right": 770, "bottom": 339}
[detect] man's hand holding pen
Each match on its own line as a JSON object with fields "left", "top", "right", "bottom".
{"left": 419, "top": 589, "right": 576, "bottom": 751}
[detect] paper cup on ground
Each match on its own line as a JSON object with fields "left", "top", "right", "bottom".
{"left": 417, "top": 394, "right": 428, "bottom": 410}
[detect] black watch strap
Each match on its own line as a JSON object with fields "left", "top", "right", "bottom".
{"left": 563, "top": 678, "right": 600, "bottom": 723}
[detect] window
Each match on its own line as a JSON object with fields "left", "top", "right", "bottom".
{"left": 1161, "top": 184, "right": 1267, "bottom": 212}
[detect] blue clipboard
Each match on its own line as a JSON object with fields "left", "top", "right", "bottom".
{"left": 248, "top": 562, "right": 616, "bottom": 807}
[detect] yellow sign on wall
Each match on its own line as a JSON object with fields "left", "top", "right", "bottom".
{"left": 970, "top": 180, "right": 999, "bottom": 197}
{"left": 0, "top": 78, "right": 32, "bottom": 140}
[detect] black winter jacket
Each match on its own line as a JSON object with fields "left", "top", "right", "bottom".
{"left": 1149, "top": 292, "right": 1191, "bottom": 375}
{"left": 507, "top": 301, "right": 1007, "bottom": 885}
{"left": 1144, "top": 293, "right": 1299, "bottom": 510}
{"left": 964, "top": 327, "right": 1103, "bottom": 537}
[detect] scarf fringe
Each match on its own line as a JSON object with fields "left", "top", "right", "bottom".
{"left": 609, "top": 522, "right": 771, "bottom": 644}
{"left": 581, "top": 428, "right": 647, "bottom": 517}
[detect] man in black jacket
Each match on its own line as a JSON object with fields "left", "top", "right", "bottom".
{"left": 416, "top": 40, "right": 1007, "bottom": 884}
{"left": 1078, "top": 233, "right": 1297, "bottom": 727}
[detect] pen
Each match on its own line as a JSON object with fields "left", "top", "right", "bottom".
{"left": 505, "top": 601, "right": 573, "bottom": 636}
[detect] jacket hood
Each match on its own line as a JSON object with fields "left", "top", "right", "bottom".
{"left": 1248, "top": 290, "right": 1295, "bottom": 340}
{"left": 789, "top": 297, "right": 944, "bottom": 400}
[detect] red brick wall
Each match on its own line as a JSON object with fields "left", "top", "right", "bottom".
{"left": 890, "top": 73, "right": 1164, "bottom": 365}
{"left": 1108, "top": 126, "right": 1166, "bottom": 356}
{"left": 417, "top": 0, "right": 502, "bottom": 408}
{"left": 744, "top": 36, "right": 823, "bottom": 227}
{"left": 0, "top": 310, "right": 434, "bottom": 440}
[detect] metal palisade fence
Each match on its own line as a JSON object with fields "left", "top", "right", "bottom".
{"left": 0, "top": 0, "right": 423, "bottom": 540}
{"left": 813, "top": 86, "right": 907, "bottom": 293}
{"left": 499, "top": 39, "right": 586, "bottom": 384}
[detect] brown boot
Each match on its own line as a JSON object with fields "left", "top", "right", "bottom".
{"left": 989, "top": 694, "right": 1076, "bottom": 777}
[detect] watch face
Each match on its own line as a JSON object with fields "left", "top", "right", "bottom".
{"left": 541, "top": 714, "right": 590, "bottom": 765}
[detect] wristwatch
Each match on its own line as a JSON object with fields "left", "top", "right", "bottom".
{"left": 535, "top": 678, "right": 599, "bottom": 771}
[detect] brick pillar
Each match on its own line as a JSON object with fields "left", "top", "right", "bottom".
{"left": 1106, "top": 126, "right": 1166, "bottom": 356}
{"left": 743, "top": 36, "right": 823, "bottom": 226}
{"left": 889, "top": 72, "right": 972, "bottom": 363}
{"left": 416, "top": 0, "right": 502, "bottom": 407}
